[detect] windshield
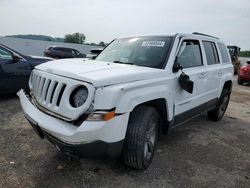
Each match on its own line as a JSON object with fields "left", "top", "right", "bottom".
{"left": 96, "top": 36, "right": 173, "bottom": 69}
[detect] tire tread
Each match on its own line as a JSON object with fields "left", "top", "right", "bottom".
{"left": 123, "top": 106, "right": 157, "bottom": 169}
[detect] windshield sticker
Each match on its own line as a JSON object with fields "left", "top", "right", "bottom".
{"left": 141, "top": 41, "right": 165, "bottom": 47}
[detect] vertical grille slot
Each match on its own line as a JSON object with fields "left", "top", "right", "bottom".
{"left": 38, "top": 77, "right": 46, "bottom": 99}
{"left": 56, "top": 84, "right": 66, "bottom": 106}
{"left": 36, "top": 76, "right": 41, "bottom": 95}
{"left": 44, "top": 80, "right": 51, "bottom": 101}
{"left": 33, "top": 74, "right": 38, "bottom": 94}
{"left": 50, "top": 82, "right": 58, "bottom": 104}
{"left": 29, "top": 72, "right": 34, "bottom": 88}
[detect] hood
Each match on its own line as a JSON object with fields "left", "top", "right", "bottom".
{"left": 35, "top": 59, "right": 167, "bottom": 87}
{"left": 25, "top": 55, "right": 54, "bottom": 62}
{"left": 24, "top": 55, "right": 53, "bottom": 64}
{"left": 29, "top": 55, "right": 53, "bottom": 60}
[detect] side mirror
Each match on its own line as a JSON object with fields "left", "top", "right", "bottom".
{"left": 173, "top": 57, "right": 183, "bottom": 73}
{"left": 179, "top": 72, "right": 194, "bottom": 94}
{"left": 11, "top": 53, "right": 21, "bottom": 63}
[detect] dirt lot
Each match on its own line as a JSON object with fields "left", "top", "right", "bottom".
{"left": 0, "top": 77, "right": 250, "bottom": 188}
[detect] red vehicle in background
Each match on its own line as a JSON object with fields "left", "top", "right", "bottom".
{"left": 238, "top": 61, "right": 250, "bottom": 85}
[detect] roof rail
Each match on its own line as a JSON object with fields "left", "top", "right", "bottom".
{"left": 192, "top": 32, "right": 219, "bottom": 39}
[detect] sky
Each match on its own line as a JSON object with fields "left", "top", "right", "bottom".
{"left": 1, "top": 0, "right": 250, "bottom": 50}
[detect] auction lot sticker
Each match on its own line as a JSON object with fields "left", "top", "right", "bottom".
{"left": 141, "top": 41, "right": 165, "bottom": 47}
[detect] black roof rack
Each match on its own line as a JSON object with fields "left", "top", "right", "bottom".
{"left": 192, "top": 32, "right": 219, "bottom": 40}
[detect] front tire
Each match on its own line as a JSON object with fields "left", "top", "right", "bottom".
{"left": 207, "top": 89, "right": 230, "bottom": 121}
{"left": 123, "top": 106, "right": 158, "bottom": 170}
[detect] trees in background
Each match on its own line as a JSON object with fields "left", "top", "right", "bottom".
{"left": 98, "top": 41, "right": 105, "bottom": 46}
{"left": 240, "top": 50, "right": 250, "bottom": 57}
{"left": 64, "top": 33, "right": 86, "bottom": 44}
{"left": 7, "top": 33, "right": 108, "bottom": 47}
{"left": 6, "top": 34, "right": 64, "bottom": 42}
{"left": 64, "top": 33, "right": 108, "bottom": 46}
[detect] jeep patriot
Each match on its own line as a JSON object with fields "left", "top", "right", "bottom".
{"left": 18, "top": 32, "right": 233, "bottom": 169}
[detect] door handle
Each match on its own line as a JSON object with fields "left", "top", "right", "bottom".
{"left": 218, "top": 71, "right": 223, "bottom": 77}
{"left": 199, "top": 72, "right": 207, "bottom": 78}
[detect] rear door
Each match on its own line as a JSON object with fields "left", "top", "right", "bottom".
{"left": 0, "top": 46, "right": 31, "bottom": 92}
{"left": 201, "top": 41, "right": 222, "bottom": 102}
{"left": 58, "top": 48, "right": 73, "bottom": 58}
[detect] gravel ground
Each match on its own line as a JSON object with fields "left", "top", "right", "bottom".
{"left": 0, "top": 77, "right": 250, "bottom": 188}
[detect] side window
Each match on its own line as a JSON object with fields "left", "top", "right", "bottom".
{"left": 0, "top": 47, "right": 12, "bottom": 60}
{"left": 63, "top": 48, "right": 71, "bottom": 53}
{"left": 72, "top": 49, "right": 80, "bottom": 55}
{"left": 55, "top": 47, "right": 69, "bottom": 52}
{"left": 177, "top": 40, "right": 203, "bottom": 68}
{"left": 203, "top": 41, "right": 220, "bottom": 65}
{"left": 218, "top": 43, "right": 230, "bottom": 63}
{"left": 54, "top": 47, "right": 62, "bottom": 52}
{"left": 73, "top": 49, "right": 80, "bottom": 55}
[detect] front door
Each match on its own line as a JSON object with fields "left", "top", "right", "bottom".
{"left": 173, "top": 39, "right": 207, "bottom": 125}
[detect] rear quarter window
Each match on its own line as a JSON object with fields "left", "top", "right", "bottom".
{"left": 218, "top": 43, "right": 230, "bottom": 63}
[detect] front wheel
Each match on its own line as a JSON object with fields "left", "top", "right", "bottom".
{"left": 207, "top": 89, "right": 230, "bottom": 121}
{"left": 123, "top": 106, "right": 158, "bottom": 170}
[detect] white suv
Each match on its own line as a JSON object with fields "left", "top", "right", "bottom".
{"left": 18, "top": 33, "right": 233, "bottom": 169}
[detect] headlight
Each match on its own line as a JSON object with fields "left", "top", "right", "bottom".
{"left": 70, "top": 86, "right": 88, "bottom": 108}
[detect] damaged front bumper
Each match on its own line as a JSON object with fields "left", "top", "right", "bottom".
{"left": 17, "top": 89, "right": 129, "bottom": 159}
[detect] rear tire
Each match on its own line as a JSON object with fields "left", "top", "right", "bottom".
{"left": 207, "top": 89, "right": 230, "bottom": 121}
{"left": 238, "top": 78, "right": 243, "bottom": 85}
{"left": 123, "top": 106, "right": 158, "bottom": 170}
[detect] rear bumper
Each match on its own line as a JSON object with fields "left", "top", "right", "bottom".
{"left": 238, "top": 74, "right": 250, "bottom": 81}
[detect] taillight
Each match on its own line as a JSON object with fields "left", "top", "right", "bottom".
{"left": 240, "top": 66, "right": 248, "bottom": 75}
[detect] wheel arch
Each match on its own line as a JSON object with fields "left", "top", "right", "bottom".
{"left": 223, "top": 80, "right": 232, "bottom": 92}
{"left": 130, "top": 98, "right": 170, "bottom": 134}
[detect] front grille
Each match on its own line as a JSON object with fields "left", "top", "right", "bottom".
{"left": 29, "top": 69, "right": 95, "bottom": 121}
{"left": 30, "top": 72, "right": 66, "bottom": 107}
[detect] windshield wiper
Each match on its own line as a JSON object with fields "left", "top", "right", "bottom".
{"left": 113, "top": 60, "right": 133, "bottom": 65}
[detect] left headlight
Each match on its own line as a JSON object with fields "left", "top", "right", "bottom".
{"left": 70, "top": 86, "right": 88, "bottom": 108}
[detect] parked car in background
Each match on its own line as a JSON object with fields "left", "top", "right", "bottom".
{"left": 86, "top": 48, "right": 104, "bottom": 59}
{"left": 44, "top": 46, "right": 86, "bottom": 59}
{"left": 0, "top": 43, "right": 52, "bottom": 94}
{"left": 238, "top": 60, "right": 250, "bottom": 85}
